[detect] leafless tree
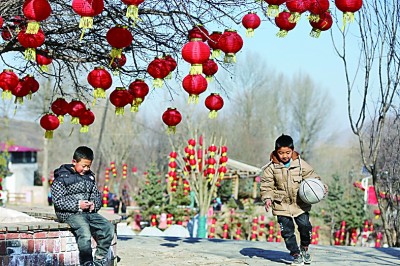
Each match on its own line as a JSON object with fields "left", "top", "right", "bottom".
{"left": 333, "top": 0, "right": 400, "bottom": 246}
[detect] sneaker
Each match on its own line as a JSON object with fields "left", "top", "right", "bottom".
{"left": 291, "top": 253, "right": 304, "bottom": 266}
{"left": 300, "top": 246, "right": 312, "bottom": 264}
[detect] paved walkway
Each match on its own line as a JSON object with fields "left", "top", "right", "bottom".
{"left": 116, "top": 235, "right": 400, "bottom": 266}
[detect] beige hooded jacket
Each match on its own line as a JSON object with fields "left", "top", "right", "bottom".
{"left": 260, "top": 151, "right": 320, "bottom": 217}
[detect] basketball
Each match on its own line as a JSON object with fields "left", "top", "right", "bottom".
{"left": 298, "top": 178, "right": 326, "bottom": 204}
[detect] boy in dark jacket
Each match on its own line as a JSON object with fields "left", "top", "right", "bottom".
{"left": 51, "top": 146, "right": 114, "bottom": 266}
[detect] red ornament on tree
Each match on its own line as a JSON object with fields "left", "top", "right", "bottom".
{"left": 0, "top": 16, "right": 3, "bottom": 28}
{"left": 335, "top": 0, "right": 363, "bottom": 27}
{"left": 147, "top": 57, "right": 170, "bottom": 88}
{"left": 87, "top": 67, "right": 113, "bottom": 101}
{"left": 106, "top": 25, "right": 133, "bottom": 65}
{"left": 182, "top": 38, "right": 210, "bottom": 74}
{"left": 309, "top": 11, "right": 333, "bottom": 38}
{"left": 242, "top": 12, "right": 261, "bottom": 37}
{"left": 308, "top": 0, "right": 330, "bottom": 22}
{"left": 128, "top": 79, "right": 149, "bottom": 112}
{"left": 109, "top": 87, "right": 131, "bottom": 115}
{"left": 22, "top": 0, "right": 52, "bottom": 34}
{"left": 68, "top": 99, "right": 87, "bottom": 124}
{"left": 188, "top": 25, "right": 209, "bottom": 42}
{"left": 121, "top": 0, "right": 144, "bottom": 23}
{"left": 72, "top": 0, "right": 104, "bottom": 40}
{"left": 1, "top": 28, "right": 12, "bottom": 41}
{"left": 275, "top": 11, "right": 297, "bottom": 37}
{"left": 202, "top": 59, "right": 218, "bottom": 82}
{"left": 264, "top": 0, "right": 287, "bottom": 17}
{"left": 182, "top": 74, "right": 208, "bottom": 104}
{"left": 205, "top": 93, "right": 224, "bottom": 119}
{"left": 79, "top": 109, "right": 95, "bottom": 133}
{"left": 17, "top": 28, "right": 45, "bottom": 61}
{"left": 286, "top": 0, "right": 310, "bottom": 23}
{"left": 164, "top": 54, "right": 177, "bottom": 79}
{"left": 218, "top": 29, "right": 243, "bottom": 63}
{"left": 51, "top": 98, "right": 69, "bottom": 124}
{"left": 36, "top": 49, "right": 53, "bottom": 72}
{"left": 0, "top": 69, "right": 19, "bottom": 100}
{"left": 40, "top": 113, "right": 60, "bottom": 139}
{"left": 12, "top": 79, "right": 32, "bottom": 104}
{"left": 162, "top": 107, "right": 182, "bottom": 134}
{"left": 207, "top": 31, "right": 222, "bottom": 59}
{"left": 111, "top": 53, "right": 126, "bottom": 75}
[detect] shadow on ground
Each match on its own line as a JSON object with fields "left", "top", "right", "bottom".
{"left": 240, "top": 247, "right": 291, "bottom": 264}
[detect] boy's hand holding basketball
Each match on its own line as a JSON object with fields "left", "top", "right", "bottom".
{"left": 265, "top": 199, "right": 272, "bottom": 212}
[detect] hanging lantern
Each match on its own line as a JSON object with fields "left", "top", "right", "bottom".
{"left": 162, "top": 107, "right": 182, "bottom": 134}
{"left": 164, "top": 54, "right": 177, "bottom": 79}
{"left": 202, "top": 59, "right": 218, "bottom": 82}
{"left": 106, "top": 25, "right": 133, "bottom": 65}
{"left": 335, "top": 0, "right": 363, "bottom": 27}
{"left": 207, "top": 31, "right": 222, "bottom": 59}
{"left": 0, "top": 69, "right": 19, "bottom": 100}
{"left": 182, "top": 38, "right": 210, "bottom": 75}
{"left": 109, "top": 87, "right": 131, "bottom": 115}
{"left": 275, "top": 11, "right": 297, "bottom": 37}
{"left": 373, "top": 209, "right": 381, "bottom": 219}
{"left": 128, "top": 79, "right": 149, "bottom": 112}
{"left": 286, "top": 0, "right": 310, "bottom": 23}
{"left": 308, "top": 0, "right": 330, "bottom": 22}
{"left": 147, "top": 57, "right": 170, "bottom": 88}
{"left": 205, "top": 93, "right": 224, "bottom": 119}
{"left": 72, "top": 0, "right": 104, "bottom": 40}
{"left": 264, "top": 0, "right": 287, "bottom": 17}
{"left": 188, "top": 24, "right": 209, "bottom": 42}
{"left": 0, "top": 16, "right": 3, "bottom": 28}
{"left": 242, "top": 12, "right": 261, "bottom": 37}
{"left": 309, "top": 11, "right": 333, "bottom": 38}
{"left": 87, "top": 67, "right": 112, "bottom": 101}
{"left": 68, "top": 99, "right": 86, "bottom": 124}
{"left": 121, "top": 0, "right": 144, "bottom": 23}
{"left": 40, "top": 113, "right": 60, "bottom": 139}
{"left": 111, "top": 53, "right": 126, "bottom": 75}
{"left": 182, "top": 74, "right": 208, "bottom": 104}
{"left": 79, "top": 109, "right": 95, "bottom": 133}
{"left": 20, "top": 75, "right": 39, "bottom": 99}
{"left": 12, "top": 79, "right": 32, "bottom": 104}
{"left": 1, "top": 28, "right": 12, "bottom": 41}
{"left": 218, "top": 29, "right": 243, "bottom": 63}
{"left": 22, "top": 0, "right": 52, "bottom": 34}
{"left": 17, "top": 28, "right": 45, "bottom": 61}
{"left": 51, "top": 98, "right": 69, "bottom": 124}
{"left": 36, "top": 50, "right": 53, "bottom": 72}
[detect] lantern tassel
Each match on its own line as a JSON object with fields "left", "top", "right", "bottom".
{"left": 190, "top": 64, "right": 203, "bottom": 75}
{"left": 58, "top": 115, "right": 65, "bottom": 124}
{"left": 289, "top": 12, "right": 301, "bottom": 23}
{"left": 14, "top": 97, "right": 24, "bottom": 105}
{"left": 308, "top": 14, "right": 320, "bottom": 23}
{"left": 211, "top": 49, "right": 221, "bottom": 59}
{"left": 71, "top": 116, "right": 80, "bottom": 124}
{"left": 80, "top": 125, "right": 89, "bottom": 133}
{"left": 153, "top": 78, "right": 164, "bottom": 88}
{"left": 94, "top": 88, "right": 106, "bottom": 99}
{"left": 206, "top": 76, "right": 214, "bottom": 83}
{"left": 167, "top": 126, "right": 177, "bottom": 134}
{"left": 115, "top": 107, "right": 125, "bottom": 116}
{"left": 126, "top": 5, "right": 139, "bottom": 21}
{"left": 276, "top": 30, "right": 288, "bottom": 38}
{"left": 245, "top": 29, "right": 255, "bottom": 38}
{"left": 44, "top": 130, "right": 54, "bottom": 139}
{"left": 310, "top": 29, "right": 321, "bottom": 38}
{"left": 79, "top": 17, "right": 94, "bottom": 29}
{"left": 342, "top": 12, "right": 355, "bottom": 31}
{"left": 130, "top": 104, "right": 139, "bottom": 112}
{"left": 112, "top": 69, "right": 120, "bottom": 76}
{"left": 24, "top": 48, "right": 36, "bottom": 61}
{"left": 266, "top": 5, "right": 279, "bottom": 17}
{"left": 165, "top": 72, "right": 173, "bottom": 80}
{"left": 40, "top": 65, "right": 49, "bottom": 73}
{"left": 188, "top": 95, "right": 200, "bottom": 104}
{"left": 208, "top": 110, "right": 218, "bottom": 119}
{"left": 26, "top": 21, "right": 40, "bottom": 34}
{"left": 2, "top": 90, "right": 12, "bottom": 100}
{"left": 224, "top": 53, "right": 237, "bottom": 63}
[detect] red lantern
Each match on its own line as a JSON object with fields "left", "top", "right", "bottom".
{"left": 207, "top": 31, "right": 222, "bottom": 58}
{"left": 17, "top": 28, "right": 45, "bottom": 61}
{"left": 188, "top": 25, "right": 209, "bottom": 42}
{"left": 79, "top": 109, "right": 95, "bottom": 133}
{"left": 335, "top": 0, "right": 363, "bottom": 26}
{"left": 72, "top": 0, "right": 104, "bottom": 39}
{"left": 68, "top": 99, "right": 86, "bottom": 124}
{"left": 275, "top": 11, "right": 297, "bottom": 37}
{"left": 286, "top": 0, "right": 310, "bottom": 23}
{"left": 0, "top": 17, "right": 3, "bottom": 28}
{"left": 162, "top": 107, "right": 182, "bottom": 134}
{"left": 36, "top": 50, "right": 53, "bottom": 72}
{"left": 309, "top": 11, "right": 333, "bottom": 38}
{"left": 218, "top": 29, "right": 243, "bottom": 63}
{"left": 0, "top": 69, "right": 19, "bottom": 100}
{"left": 1, "top": 28, "right": 12, "bottom": 41}
{"left": 22, "top": 0, "right": 52, "bottom": 34}
{"left": 111, "top": 53, "right": 127, "bottom": 74}
{"left": 121, "top": 0, "right": 144, "bottom": 22}
{"left": 40, "top": 113, "right": 60, "bottom": 139}
{"left": 147, "top": 57, "right": 170, "bottom": 88}
{"left": 182, "top": 74, "right": 208, "bottom": 104}
{"left": 182, "top": 38, "right": 210, "bottom": 74}
{"left": 109, "top": 87, "right": 131, "bottom": 115}
{"left": 106, "top": 25, "right": 133, "bottom": 64}
{"left": 12, "top": 79, "right": 32, "bottom": 104}
{"left": 128, "top": 79, "right": 149, "bottom": 112}
{"left": 242, "top": 12, "right": 261, "bottom": 37}
{"left": 87, "top": 67, "right": 112, "bottom": 100}
{"left": 264, "top": 0, "right": 287, "bottom": 17}
{"left": 164, "top": 54, "right": 177, "bottom": 79}
{"left": 373, "top": 209, "right": 381, "bottom": 219}
{"left": 20, "top": 75, "right": 39, "bottom": 99}
{"left": 202, "top": 59, "right": 218, "bottom": 82}
{"left": 205, "top": 93, "right": 224, "bottom": 119}
{"left": 308, "top": 0, "right": 330, "bottom": 21}
{"left": 51, "top": 98, "right": 69, "bottom": 124}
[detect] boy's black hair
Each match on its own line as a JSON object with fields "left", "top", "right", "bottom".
{"left": 275, "top": 134, "right": 294, "bottom": 150}
{"left": 73, "top": 146, "right": 94, "bottom": 161}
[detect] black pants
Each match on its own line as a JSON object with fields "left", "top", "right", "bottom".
{"left": 277, "top": 212, "right": 312, "bottom": 256}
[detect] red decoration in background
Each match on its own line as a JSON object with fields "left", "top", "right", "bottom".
{"left": 147, "top": 57, "right": 170, "bottom": 88}
{"left": 188, "top": 25, "right": 209, "bottom": 42}
{"left": 267, "top": 221, "right": 274, "bottom": 242}
{"left": 162, "top": 107, "right": 182, "bottom": 134}
{"left": 242, "top": 12, "right": 261, "bottom": 37}
{"left": 205, "top": 93, "right": 224, "bottom": 119}
{"left": 0, "top": 16, "right": 3, "bottom": 28}
{"left": 182, "top": 74, "right": 208, "bottom": 104}
{"left": 72, "top": 0, "right": 104, "bottom": 40}
{"left": 109, "top": 87, "right": 131, "bottom": 115}
{"left": 335, "top": 0, "right": 363, "bottom": 27}
{"left": 23, "top": 0, "right": 52, "bottom": 34}
{"left": 182, "top": 38, "right": 210, "bottom": 75}
{"left": 218, "top": 29, "right": 243, "bottom": 63}
{"left": 79, "top": 109, "right": 95, "bottom": 133}
{"left": 309, "top": 11, "right": 332, "bottom": 38}
{"left": 275, "top": 11, "right": 297, "bottom": 37}
{"left": 102, "top": 185, "right": 109, "bottom": 207}
{"left": 87, "top": 67, "right": 113, "bottom": 100}
{"left": 164, "top": 54, "right": 177, "bottom": 79}
{"left": 17, "top": 28, "right": 45, "bottom": 61}
{"left": 36, "top": 50, "right": 53, "bottom": 72}
{"left": 128, "top": 79, "right": 149, "bottom": 112}
{"left": 375, "top": 232, "right": 382, "bottom": 247}
{"left": 121, "top": 0, "right": 144, "bottom": 22}
{"left": 1, "top": 28, "right": 12, "bottom": 41}
{"left": 122, "top": 163, "right": 127, "bottom": 179}
{"left": 111, "top": 53, "right": 126, "bottom": 74}
{"left": 12, "top": 77, "right": 34, "bottom": 104}
{"left": 368, "top": 186, "right": 378, "bottom": 205}
{"left": 207, "top": 31, "right": 222, "bottom": 59}
{"left": 0, "top": 69, "right": 19, "bottom": 100}
{"left": 308, "top": 0, "right": 330, "bottom": 21}
{"left": 106, "top": 25, "right": 133, "bottom": 65}
{"left": 51, "top": 98, "right": 69, "bottom": 124}
{"left": 264, "top": 0, "right": 286, "bottom": 17}
{"left": 40, "top": 113, "right": 60, "bottom": 139}
{"left": 202, "top": 59, "right": 218, "bottom": 82}
{"left": 68, "top": 99, "right": 86, "bottom": 124}
{"left": 373, "top": 209, "right": 381, "bottom": 219}
{"left": 286, "top": 0, "right": 310, "bottom": 23}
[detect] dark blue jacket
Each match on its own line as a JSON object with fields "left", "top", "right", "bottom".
{"left": 51, "top": 164, "right": 102, "bottom": 222}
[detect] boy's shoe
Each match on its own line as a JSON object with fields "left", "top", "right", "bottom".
{"left": 300, "top": 246, "right": 312, "bottom": 264}
{"left": 291, "top": 253, "right": 304, "bottom": 266}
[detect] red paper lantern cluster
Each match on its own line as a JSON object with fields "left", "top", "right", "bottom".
{"left": 22, "top": 0, "right": 52, "bottom": 34}
{"left": 36, "top": 50, "right": 53, "bottom": 72}
{"left": 182, "top": 38, "right": 210, "bottom": 74}
{"left": 182, "top": 74, "right": 208, "bottom": 104}
{"left": 205, "top": 93, "right": 224, "bottom": 119}
{"left": 106, "top": 25, "right": 133, "bottom": 65}
{"left": 242, "top": 12, "right": 261, "bottom": 37}
{"left": 0, "top": 69, "right": 19, "bottom": 100}
{"left": 12, "top": 75, "right": 39, "bottom": 104}
{"left": 128, "top": 79, "right": 149, "bottom": 112}
{"left": 162, "top": 107, "right": 182, "bottom": 134}
{"left": 87, "top": 67, "right": 113, "bottom": 101}
{"left": 72, "top": 0, "right": 104, "bottom": 40}
{"left": 309, "top": 11, "right": 333, "bottom": 38}
{"left": 40, "top": 113, "right": 60, "bottom": 139}
{"left": 218, "top": 29, "right": 243, "bottom": 63}
{"left": 109, "top": 87, "right": 131, "bottom": 115}
{"left": 51, "top": 98, "right": 69, "bottom": 124}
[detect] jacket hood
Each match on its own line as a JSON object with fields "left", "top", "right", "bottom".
{"left": 270, "top": 150, "right": 299, "bottom": 164}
